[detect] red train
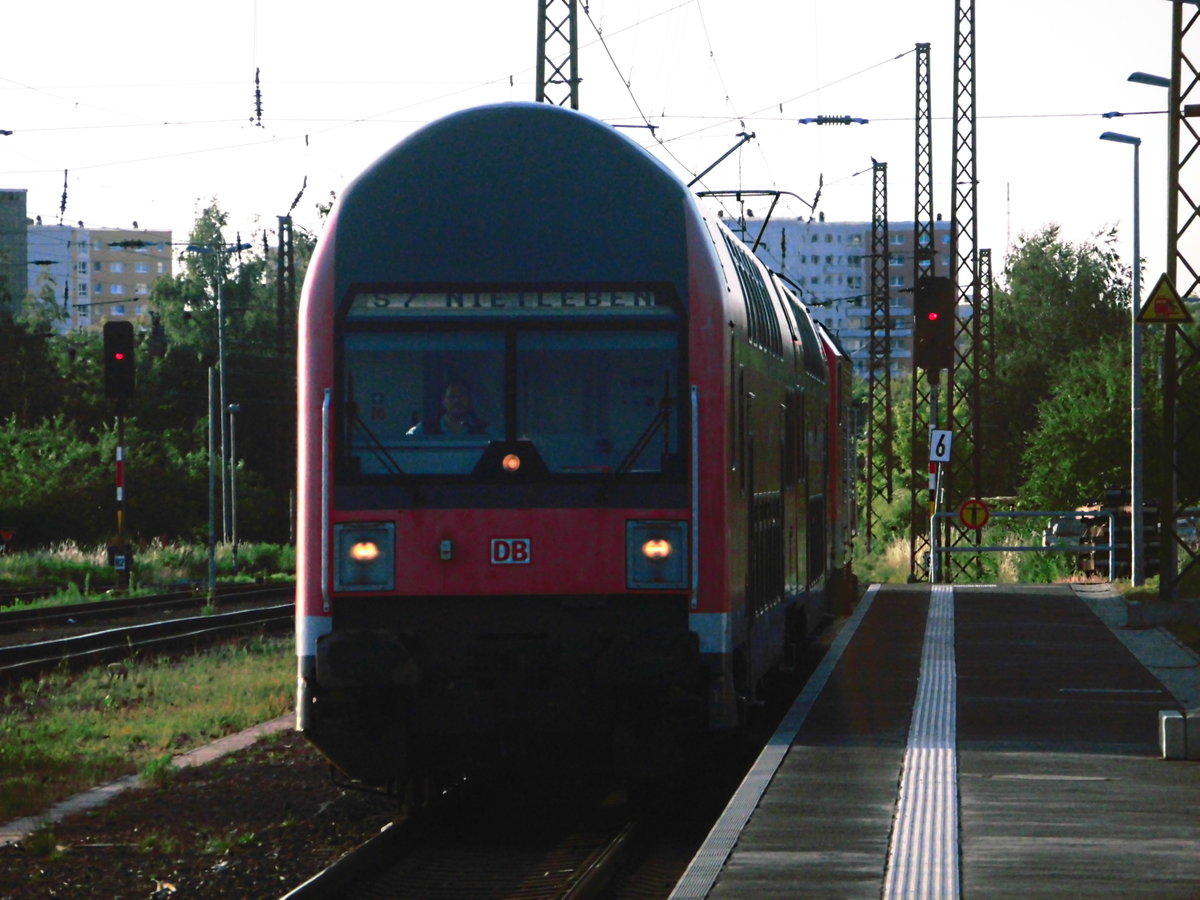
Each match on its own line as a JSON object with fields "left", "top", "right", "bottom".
{"left": 295, "top": 102, "right": 856, "bottom": 788}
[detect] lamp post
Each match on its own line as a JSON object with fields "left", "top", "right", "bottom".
{"left": 185, "top": 238, "right": 250, "bottom": 560}
{"left": 1123, "top": 66, "right": 1172, "bottom": 589}
{"left": 1100, "top": 130, "right": 1144, "bottom": 585}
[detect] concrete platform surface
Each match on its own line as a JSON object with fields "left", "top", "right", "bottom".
{"left": 673, "top": 583, "right": 1200, "bottom": 899}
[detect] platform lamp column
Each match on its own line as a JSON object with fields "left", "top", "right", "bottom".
{"left": 186, "top": 238, "right": 251, "bottom": 549}
{"left": 1100, "top": 130, "right": 1145, "bottom": 586}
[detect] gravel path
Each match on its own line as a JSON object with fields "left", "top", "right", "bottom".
{"left": 0, "top": 723, "right": 393, "bottom": 898}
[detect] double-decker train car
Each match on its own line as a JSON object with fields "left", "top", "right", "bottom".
{"left": 818, "top": 324, "right": 858, "bottom": 613}
{"left": 296, "top": 101, "right": 854, "bottom": 787}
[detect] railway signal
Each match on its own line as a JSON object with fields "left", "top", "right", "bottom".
{"left": 912, "top": 276, "right": 956, "bottom": 372}
{"left": 102, "top": 321, "right": 136, "bottom": 399}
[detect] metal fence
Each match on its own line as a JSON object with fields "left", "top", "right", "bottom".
{"left": 930, "top": 509, "right": 1116, "bottom": 584}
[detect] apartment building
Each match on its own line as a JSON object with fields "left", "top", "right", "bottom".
{"left": 27, "top": 224, "right": 172, "bottom": 334}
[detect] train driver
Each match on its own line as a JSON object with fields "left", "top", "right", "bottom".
{"left": 406, "top": 378, "right": 489, "bottom": 436}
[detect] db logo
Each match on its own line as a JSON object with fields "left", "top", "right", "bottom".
{"left": 490, "top": 538, "right": 531, "bottom": 565}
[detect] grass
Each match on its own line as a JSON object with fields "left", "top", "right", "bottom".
{"left": 0, "top": 635, "right": 293, "bottom": 822}
{"left": 855, "top": 526, "right": 1077, "bottom": 586}
{"left": 0, "top": 540, "right": 294, "bottom": 590}
{"left": 0, "top": 541, "right": 295, "bottom": 612}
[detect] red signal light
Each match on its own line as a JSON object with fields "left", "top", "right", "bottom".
{"left": 103, "top": 321, "right": 136, "bottom": 399}
{"left": 913, "top": 276, "right": 956, "bottom": 372}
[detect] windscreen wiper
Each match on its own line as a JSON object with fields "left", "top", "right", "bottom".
{"left": 616, "top": 377, "right": 673, "bottom": 474}
{"left": 350, "top": 410, "right": 405, "bottom": 475}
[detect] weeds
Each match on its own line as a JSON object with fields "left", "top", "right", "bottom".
{"left": 23, "top": 822, "right": 62, "bottom": 859}
{"left": 0, "top": 638, "right": 293, "bottom": 821}
{"left": 137, "top": 832, "right": 181, "bottom": 854}
{"left": 202, "top": 829, "right": 258, "bottom": 854}
{"left": 857, "top": 523, "right": 1080, "bottom": 587}
{"left": 0, "top": 541, "right": 294, "bottom": 611}
{"left": 140, "top": 754, "right": 176, "bottom": 788}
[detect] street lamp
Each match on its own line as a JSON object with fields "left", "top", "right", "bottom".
{"left": 1124, "top": 67, "right": 1173, "bottom": 588}
{"left": 1129, "top": 72, "right": 1172, "bottom": 89}
{"left": 1100, "top": 130, "right": 1144, "bottom": 586}
{"left": 185, "top": 238, "right": 250, "bottom": 590}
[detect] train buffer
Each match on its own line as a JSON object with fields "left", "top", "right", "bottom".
{"left": 671, "top": 582, "right": 1200, "bottom": 899}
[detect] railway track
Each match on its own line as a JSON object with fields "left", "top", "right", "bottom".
{"left": 0, "top": 582, "right": 287, "bottom": 633}
{"left": 0, "top": 585, "right": 294, "bottom": 682}
{"left": 283, "top": 775, "right": 644, "bottom": 900}
{"left": 280, "top": 611, "right": 832, "bottom": 900}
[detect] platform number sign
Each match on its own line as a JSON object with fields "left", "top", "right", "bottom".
{"left": 929, "top": 429, "right": 953, "bottom": 463}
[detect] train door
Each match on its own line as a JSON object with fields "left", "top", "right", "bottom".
{"left": 786, "top": 386, "right": 807, "bottom": 594}
{"left": 806, "top": 387, "right": 827, "bottom": 589}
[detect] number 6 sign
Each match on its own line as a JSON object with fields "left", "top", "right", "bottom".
{"left": 929, "top": 429, "right": 952, "bottom": 463}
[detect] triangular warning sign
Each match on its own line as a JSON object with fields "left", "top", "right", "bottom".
{"left": 1137, "top": 273, "right": 1193, "bottom": 323}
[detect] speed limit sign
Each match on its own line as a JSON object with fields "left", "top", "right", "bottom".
{"left": 929, "top": 429, "right": 952, "bottom": 463}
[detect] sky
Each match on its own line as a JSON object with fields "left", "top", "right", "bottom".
{"left": 0, "top": 0, "right": 1183, "bottom": 293}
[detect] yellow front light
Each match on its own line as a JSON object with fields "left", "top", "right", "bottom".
{"left": 502, "top": 453, "right": 522, "bottom": 473}
{"left": 627, "top": 520, "right": 687, "bottom": 589}
{"left": 335, "top": 523, "right": 394, "bottom": 592}
{"left": 642, "top": 538, "right": 672, "bottom": 560}
{"left": 350, "top": 541, "right": 380, "bottom": 564}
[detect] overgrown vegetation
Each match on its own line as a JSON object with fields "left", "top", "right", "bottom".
{"left": 0, "top": 636, "right": 292, "bottom": 821}
{"left": 0, "top": 202, "right": 318, "bottom": 550}
{"left": 855, "top": 224, "right": 1200, "bottom": 591}
{"left": 0, "top": 542, "right": 294, "bottom": 605}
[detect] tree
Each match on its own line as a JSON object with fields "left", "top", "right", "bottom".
{"left": 144, "top": 200, "right": 315, "bottom": 542}
{"left": 1019, "top": 336, "right": 1137, "bottom": 508}
{"left": 0, "top": 195, "right": 325, "bottom": 550}
{"left": 986, "top": 226, "right": 1131, "bottom": 497}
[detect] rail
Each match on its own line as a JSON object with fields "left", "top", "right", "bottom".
{"left": 0, "top": 601, "right": 293, "bottom": 682}
{"left": 930, "top": 509, "right": 1116, "bottom": 583}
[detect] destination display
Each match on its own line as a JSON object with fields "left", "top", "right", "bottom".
{"left": 347, "top": 290, "right": 670, "bottom": 318}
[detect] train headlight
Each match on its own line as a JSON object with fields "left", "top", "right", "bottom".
{"left": 642, "top": 538, "right": 672, "bottom": 560}
{"left": 334, "top": 522, "right": 395, "bottom": 591}
{"left": 626, "top": 520, "right": 688, "bottom": 589}
{"left": 502, "top": 453, "right": 522, "bottom": 473}
{"left": 350, "top": 541, "right": 380, "bottom": 563}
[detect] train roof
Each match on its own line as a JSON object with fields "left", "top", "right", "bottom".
{"left": 331, "top": 102, "right": 696, "bottom": 303}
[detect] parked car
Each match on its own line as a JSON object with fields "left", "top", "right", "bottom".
{"left": 1043, "top": 516, "right": 1088, "bottom": 548}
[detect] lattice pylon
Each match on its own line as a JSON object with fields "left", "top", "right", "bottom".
{"left": 536, "top": 0, "right": 580, "bottom": 109}
{"left": 909, "top": 42, "right": 936, "bottom": 579}
{"left": 866, "top": 161, "right": 892, "bottom": 552}
{"left": 1161, "top": 0, "right": 1200, "bottom": 599}
{"left": 942, "top": 0, "right": 983, "bottom": 582}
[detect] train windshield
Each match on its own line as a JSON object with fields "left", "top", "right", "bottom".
{"left": 340, "top": 326, "right": 681, "bottom": 478}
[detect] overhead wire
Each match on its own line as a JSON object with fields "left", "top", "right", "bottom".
{"left": 580, "top": 2, "right": 697, "bottom": 180}
{"left": 0, "top": 2, "right": 1145, "bottom": 240}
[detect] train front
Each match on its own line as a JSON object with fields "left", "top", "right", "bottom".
{"left": 296, "top": 103, "right": 716, "bottom": 786}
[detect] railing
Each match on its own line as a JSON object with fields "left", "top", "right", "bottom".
{"left": 930, "top": 509, "right": 1116, "bottom": 583}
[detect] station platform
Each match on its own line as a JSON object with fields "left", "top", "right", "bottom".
{"left": 670, "top": 583, "right": 1200, "bottom": 899}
